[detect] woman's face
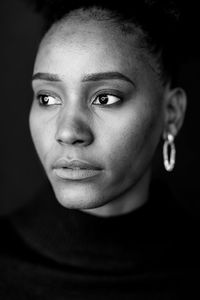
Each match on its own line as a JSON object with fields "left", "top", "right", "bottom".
{"left": 30, "top": 18, "right": 165, "bottom": 211}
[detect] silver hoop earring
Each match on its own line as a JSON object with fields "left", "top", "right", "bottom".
{"left": 163, "top": 133, "right": 176, "bottom": 172}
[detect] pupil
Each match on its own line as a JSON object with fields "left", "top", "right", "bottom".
{"left": 43, "top": 96, "right": 49, "bottom": 104}
{"left": 99, "top": 95, "right": 108, "bottom": 104}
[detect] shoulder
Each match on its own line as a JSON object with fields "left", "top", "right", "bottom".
{"left": 0, "top": 215, "right": 18, "bottom": 250}
{"left": 149, "top": 179, "right": 200, "bottom": 244}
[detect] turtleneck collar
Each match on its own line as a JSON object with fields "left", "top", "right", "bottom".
{"left": 9, "top": 181, "right": 178, "bottom": 273}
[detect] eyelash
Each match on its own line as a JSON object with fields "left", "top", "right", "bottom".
{"left": 36, "top": 92, "right": 123, "bottom": 107}
{"left": 36, "top": 94, "right": 61, "bottom": 106}
{"left": 92, "top": 93, "right": 122, "bottom": 106}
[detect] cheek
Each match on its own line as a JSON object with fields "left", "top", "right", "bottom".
{"left": 98, "top": 101, "right": 162, "bottom": 176}
{"left": 29, "top": 107, "right": 55, "bottom": 165}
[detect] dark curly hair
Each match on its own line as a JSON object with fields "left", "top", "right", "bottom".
{"left": 24, "top": 0, "right": 191, "bottom": 86}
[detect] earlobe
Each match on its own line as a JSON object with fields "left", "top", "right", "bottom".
{"left": 163, "top": 86, "right": 187, "bottom": 138}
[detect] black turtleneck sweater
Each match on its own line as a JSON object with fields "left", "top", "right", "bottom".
{"left": 0, "top": 182, "right": 200, "bottom": 299}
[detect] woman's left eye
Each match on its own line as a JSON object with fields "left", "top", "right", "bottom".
{"left": 92, "top": 94, "right": 122, "bottom": 106}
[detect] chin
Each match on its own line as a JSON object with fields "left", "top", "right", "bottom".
{"left": 51, "top": 183, "right": 107, "bottom": 210}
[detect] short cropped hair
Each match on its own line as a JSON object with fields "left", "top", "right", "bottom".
{"left": 26, "top": 0, "right": 190, "bottom": 86}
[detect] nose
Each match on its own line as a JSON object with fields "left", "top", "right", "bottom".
{"left": 55, "top": 109, "right": 94, "bottom": 147}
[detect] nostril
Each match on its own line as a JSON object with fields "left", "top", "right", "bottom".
{"left": 56, "top": 137, "right": 88, "bottom": 146}
{"left": 72, "top": 139, "right": 85, "bottom": 145}
{"left": 55, "top": 121, "right": 94, "bottom": 146}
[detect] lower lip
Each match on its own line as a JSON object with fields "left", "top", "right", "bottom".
{"left": 53, "top": 168, "right": 102, "bottom": 180}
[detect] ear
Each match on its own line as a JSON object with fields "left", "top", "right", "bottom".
{"left": 163, "top": 85, "right": 187, "bottom": 139}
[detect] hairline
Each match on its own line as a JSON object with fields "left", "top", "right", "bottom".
{"left": 40, "top": 6, "right": 169, "bottom": 87}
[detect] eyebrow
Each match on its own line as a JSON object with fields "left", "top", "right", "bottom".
{"left": 82, "top": 72, "right": 135, "bottom": 86}
{"left": 32, "top": 73, "right": 61, "bottom": 82}
{"left": 32, "top": 71, "right": 135, "bottom": 86}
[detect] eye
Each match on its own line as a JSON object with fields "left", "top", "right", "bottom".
{"left": 37, "top": 94, "right": 61, "bottom": 106}
{"left": 92, "top": 93, "right": 122, "bottom": 106}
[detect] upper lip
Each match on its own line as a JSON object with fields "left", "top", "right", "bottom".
{"left": 52, "top": 159, "right": 102, "bottom": 170}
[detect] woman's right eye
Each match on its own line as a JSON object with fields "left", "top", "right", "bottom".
{"left": 36, "top": 94, "right": 62, "bottom": 106}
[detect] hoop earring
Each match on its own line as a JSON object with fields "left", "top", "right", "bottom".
{"left": 163, "top": 133, "right": 176, "bottom": 172}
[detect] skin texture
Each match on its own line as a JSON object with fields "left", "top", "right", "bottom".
{"left": 30, "top": 14, "right": 187, "bottom": 217}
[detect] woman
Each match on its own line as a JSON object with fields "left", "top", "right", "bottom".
{"left": 0, "top": 0, "right": 199, "bottom": 298}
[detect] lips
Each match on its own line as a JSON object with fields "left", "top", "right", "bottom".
{"left": 53, "top": 159, "right": 102, "bottom": 170}
{"left": 52, "top": 159, "right": 102, "bottom": 180}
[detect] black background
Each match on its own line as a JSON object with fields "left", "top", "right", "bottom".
{"left": 1, "top": 0, "right": 200, "bottom": 216}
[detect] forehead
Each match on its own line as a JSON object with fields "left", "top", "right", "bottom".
{"left": 34, "top": 18, "right": 156, "bottom": 84}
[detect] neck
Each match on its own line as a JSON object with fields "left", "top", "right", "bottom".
{"left": 82, "top": 169, "right": 151, "bottom": 218}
